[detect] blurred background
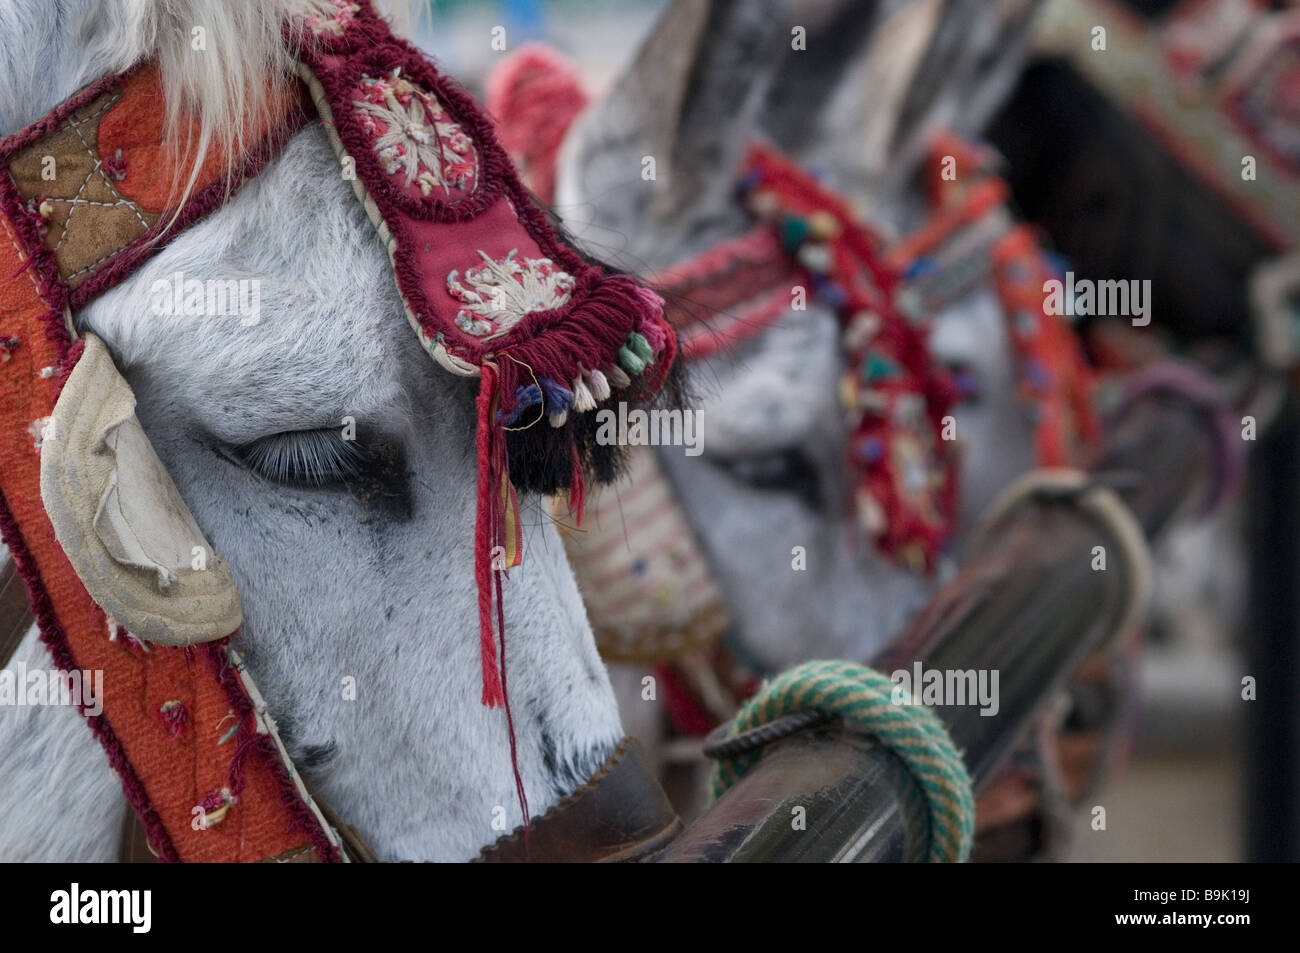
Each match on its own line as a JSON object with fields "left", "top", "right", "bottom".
{"left": 421, "top": 0, "right": 1294, "bottom": 861}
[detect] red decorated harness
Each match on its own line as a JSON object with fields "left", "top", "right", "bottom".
{"left": 559, "top": 137, "right": 1100, "bottom": 734}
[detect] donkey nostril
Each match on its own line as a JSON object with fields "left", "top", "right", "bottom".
{"left": 298, "top": 741, "right": 338, "bottom": 770}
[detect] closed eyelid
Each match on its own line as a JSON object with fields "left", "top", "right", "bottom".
{"left": 229, "top": 428, "right": 366, "bottom": 486}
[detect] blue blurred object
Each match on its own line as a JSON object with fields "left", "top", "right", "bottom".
{"left": 504, "top": 0, "right": 547, "bottom": 42}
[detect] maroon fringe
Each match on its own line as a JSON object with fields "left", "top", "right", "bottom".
{"left": 473, "top": 365, "right": 506, "bottom": 709}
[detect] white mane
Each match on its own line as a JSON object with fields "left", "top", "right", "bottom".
{"left": 83, "top": 0, "right": 413, "bottom": 213}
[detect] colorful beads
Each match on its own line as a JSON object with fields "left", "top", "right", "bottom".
{"left": 617, "top": 345, "right": 645, "bottom": 376}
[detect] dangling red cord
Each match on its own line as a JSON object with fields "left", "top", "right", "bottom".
{"left": 474, "top": 365, "right": 506, "bottom": 708}
{"left": 568, "top": 441, "right": 586, "bottom": 527}
{"left": 475, "top": 362, "right": 531, "bottom": 848}
{"left": 495, "top": 566, "right": 530, "bottom": 850}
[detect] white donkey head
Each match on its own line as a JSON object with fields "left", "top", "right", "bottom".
{"left": 771, "top": 0, "right": 1059, "bottom": 539}
{"left": 0, "top": 0, "right": 644, "bottom": 862}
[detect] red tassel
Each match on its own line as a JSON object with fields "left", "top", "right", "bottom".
{"left": 477, "top": 363, "right": 531, "bottom": 844}
{"left": 475, "top": 366, "right": 505, "bottom": 708}
{"left": 568, "top": 442, "right": 586, "bottom": 528}
{"left": 495, "top": 566, "right": 531, "bottom": 849}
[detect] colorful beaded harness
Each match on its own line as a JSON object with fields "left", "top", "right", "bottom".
{"left": 735, "top": 144, "right": 962, "bottom": 571}
{"left": 605, "top": 146, "right": 964, "bottom": 734}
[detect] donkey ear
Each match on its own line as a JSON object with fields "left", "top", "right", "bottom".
{"left": 40, "top": 335, "right": 242, "bottom": 646}
{"left": 755, "top": 0, "right": 894, "bottom": 168}
{"left": 556, "top": 0, "right": 788, "bottom": 251}
{"left": 758, "top": 0, "right": 1040, "bottom": 196}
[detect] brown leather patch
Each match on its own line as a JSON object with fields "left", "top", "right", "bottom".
{"left": 120, "top": 806, "right": 330, "bottom": 863}
{"left": 476, "top": 737, "right": 681, "bottom": 863}
{"left": 118, "top": 807, "right": 158, "bottom": 864}
{"left": 6, "top": 88, "right": 158, "bottom": 287}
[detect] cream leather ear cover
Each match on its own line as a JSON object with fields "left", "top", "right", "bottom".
{"left": 39, "top": 334, "right": 242, "bottom": 645}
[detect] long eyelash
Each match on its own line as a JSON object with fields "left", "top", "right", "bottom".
{"left": 237, "top": 429, "right": 365, "bottom": 485}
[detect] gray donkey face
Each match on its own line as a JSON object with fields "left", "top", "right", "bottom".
{"left": 556, "top": 0, "right": 1043, "bottom": 670}
{"left": 776, "top": 0, "right": 1046, "bottom": 541}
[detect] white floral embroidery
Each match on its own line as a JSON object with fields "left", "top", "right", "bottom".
{"left": 354, "top": 69, "right": 476, "bottom": 197}
{"left": 447, "top": 249, "right": 576, "bottom": 338}
{"left": 302, "top": 0, "right": 360, "bottom": 36}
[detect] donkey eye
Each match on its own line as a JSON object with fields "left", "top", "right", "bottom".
{"left": 715, "top": 448, "right": 823, "bottom": 511}
{"left": 231, "top": 428, "right": 366, "bottom": 487}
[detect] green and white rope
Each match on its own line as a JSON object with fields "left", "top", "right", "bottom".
{"left": 708, "top": 659, "right": 975, "bottom": 862}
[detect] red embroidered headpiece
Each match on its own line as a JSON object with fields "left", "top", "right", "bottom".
{"left": 292, "top": 1, "right": 676, "bottom": 708}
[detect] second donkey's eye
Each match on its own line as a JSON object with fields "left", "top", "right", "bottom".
{"left": 716, "top": 448, "right": 823, "bottom": 511}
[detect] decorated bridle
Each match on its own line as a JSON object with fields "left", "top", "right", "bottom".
{"left": 736, "top": 145, "right": 964, "bottom": 569}
{"left": 553, "top": 144, "right": 965, "bottom": 729}
{"left": 0, "top": 0, "right": 674, "bottom": 861}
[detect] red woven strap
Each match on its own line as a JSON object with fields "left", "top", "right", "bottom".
{"left": 988, "top": 226, "right": 1101, "bottom": 468}
{"left": 0, "top": 63, "right": 336, "bottom": 862}
{"left": 647, "top": 226, "right": 802, "bottom": 360}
